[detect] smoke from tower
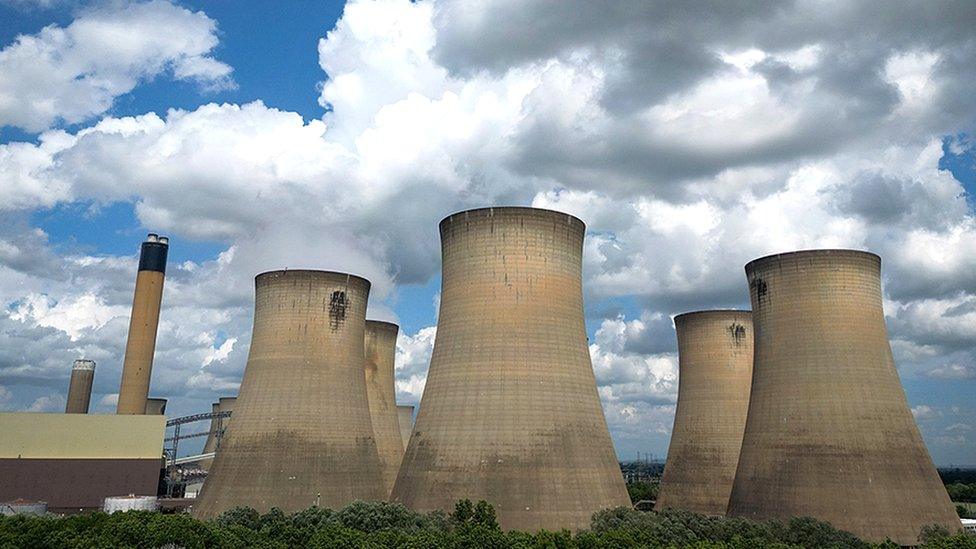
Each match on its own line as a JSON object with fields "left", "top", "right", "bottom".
{"left": 391, "top": 207, "right": 629, "bottom": 531}
{"left": 727, "top": 250, "right": 961, "bottom": 544}
{"left": 116, "top": 234, "right": 168, "bottom": 415}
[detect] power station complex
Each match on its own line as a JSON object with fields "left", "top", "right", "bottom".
{"left": 0, "top": 209, "right": 964, "bottom": 543}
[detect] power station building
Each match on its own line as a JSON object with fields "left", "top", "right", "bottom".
{"left": 657, "top": 310, "right": 753, "bottom": 516}
{"left": 391, "top": 207, "right": 630, "bottom": 531}
{"left": 727, "top": 250, "right": 961, "bottom": 544}
{"left": 192, "top": 270, "right": 386, "bottom": 518}
{"left": 0, "top": 413, "right": 165, "bottom": 512}
{"left": 65, "top": 359, "right": 96, "bottom": 414}
{"left": 396, "top": 405, "right": 414, "bottom": 451}
{"left": 363, "top": 320, "right": 403, "bottom": 495}
{"left": 117, "top": 234, "right": 169, "bottom": 415}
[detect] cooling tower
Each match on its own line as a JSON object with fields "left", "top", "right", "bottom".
{"left": 65, "top": 359, "right": 96, "bottom": 414}
{"left": 397, "top": 405, "right": 414, "bottom": 451}
{"left": 192, "top": 270, "right": 386, "bottom": 518}
{"left": 201, "top": 397, "right": 235, "bottom": 470}
{"left": 363, "top": 320, "right": 403, "bottom": 495}
{"left": 727, "top": 250, "right": 961, "bottom": 544}
{"left": 391, "top": 207, "right": 629, "bottom": 531}
{"left": 144, "top": 398, "right": 167, "bottom": 416}
{"left": 657, "top": 311, "right": 753, "bottom": 515}
{"left": 117, "top": 234, "right": 169, "bottom": 415}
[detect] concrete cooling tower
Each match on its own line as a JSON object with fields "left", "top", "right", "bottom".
{"left": 65, "top": 359, "right": 96, "bottom": 414}
{"left": 657, "top": 311, "right": 753, "bottom": 516}
{"left": 201, "top": 397, "right": 235, "bottom": 470}
{"left": 727, "top": 250, "right": 960, "bottom": 544}
{"left": 192, "top": 270, "right": 386, "bottom": 518}
{"left": 391, "top": 207, "right": 630, "bottom": 531}
{"left": 363, "top": 320, "right": 403, "bottom": 495}
{"left": 397, "top": 405, "right": 414, "bottom": 451}
{"left": 117, "top": 234, "right": 169, "bottom": 415}
{"left": 144, "top": 398, "right": 167, "bottom": 416}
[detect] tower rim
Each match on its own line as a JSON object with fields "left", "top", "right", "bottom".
{"left": 673, "top": 309, "right": 752, "bottom": 323}
{"left": 438, "top": 206, "right": 586, "bottom": 233}
{"left": 365, "top": 319, "right": 400, "bottom": 333}
{"left": 254, "top": 269, "right": 371, "bottom": 289}
{"left": 745, "top": 248, "right": 880, "bottom": 274}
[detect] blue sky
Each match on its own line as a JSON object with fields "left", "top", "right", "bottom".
{"left": 0, "top": 0, "right": 974, "bottom": 466}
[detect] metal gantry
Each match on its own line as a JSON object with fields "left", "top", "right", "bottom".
{"left": 163, "top": 410, "right": 232, "bottom": 497}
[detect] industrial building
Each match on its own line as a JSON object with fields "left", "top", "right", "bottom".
{"left": 364, "top": 320, "right": 403, "bottom": 495}
{"left": 657, "top": 310, "right": 753, "bottom": 516}
{"left": 65, "top": 359, "right": 96, "bottom": 414}
{"left": 396, "top": 405, "right": 414, "bottom": 452}
{"left": 391, "top": 207, "right": 630, "bottom": 531}
{"left": 192, "top": 270, "right": 387, "bottom": 518}
{"left": 0, "top": 413, "right": 165, "bottom": 512}
{"left": 727, "top": 249, "right": 961, "bottom": 544}
{"left": 117, "top": 234, "right": 169, "bottom": 415}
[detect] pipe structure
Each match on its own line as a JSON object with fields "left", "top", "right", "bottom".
{"left": 192, "top": 270, "right": 386, "bottom": 518}
{"left": 117, "top": 234, "right": 168, "bottom": 415}
{"left": 657, "top": 311, "right": 753, "bottom": 515}
{"left": 363, "top": 320, "right": 403, "bottom": 496}
{"left": 65, "top": 359, "right": 96, "bottom": 414}
{"left": 727, "top": 249, "right": 961, "bottom": 544}
{"left": 144, "top": 398, "right": 167, "bottom": 416}
{"left": 200, "top": 397, "right": 235, "bottom": 470}
{"left": 391, "top": 207, "right": 630, "bottom": 531}
{"left": 396, "top": 405, "right": 414, "bottom": 452}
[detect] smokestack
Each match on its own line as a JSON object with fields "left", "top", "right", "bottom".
{"left": 391, "top": 207, "right": 630, "bottom": 531}
{"left": 396, "top": 405, "right": 414, "bottom": 452}
{"left": 144, "top": 398, "right": 167, "bottom": 416}
{"left": 728, "top": 250, "right": 961, "bottom": 544}
{"left": 363, "top": 320, "right": 403, "bottom": 496}
{"left": 201, "top": 396, "right": 235, "bottom": 470}
{"left": 657, "top": 311, "right": 753, "bottom": 515}
{"left": 116, "top": 233, "right": 168, "bottom": 415}
{"left": 65, "top": 359, "right": 96, "bottom": 414}
{"left": 192, "top": 270, "right": 386, "bottom": 518}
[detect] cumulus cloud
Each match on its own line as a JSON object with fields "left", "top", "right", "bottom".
{"left": 0, "top": 0, "right": 974, "bottom": 461}
{"left": 394, "top": 326, "right": 436, "bottom": 405}
{"left": 0, "top": 0, "right": 233, "bottom": 132}
{"left": 912, "top": 405, "right": 941, "bottom": 421}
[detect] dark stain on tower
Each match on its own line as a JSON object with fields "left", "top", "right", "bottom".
{"left": 750, "top": 276, "right": 768, "bottom": 306}
{"left": 330, "top": 290, "right": 347, "bottom": 330}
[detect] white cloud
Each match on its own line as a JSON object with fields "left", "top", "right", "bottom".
{"left": 912, "top": 405, "right": 941, "bottom": 421}
{"left": 394, "top": 326, "right": 436, "bottom": 405}
{"left": 0, "top": 0, "right": 233, "bottom": 132}
{"left": 26, "top": 394, "right": 63, "bottom": 412}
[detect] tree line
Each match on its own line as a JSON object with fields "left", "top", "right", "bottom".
{"left": 1, "top": 500, "right": 973, "bottom": 548}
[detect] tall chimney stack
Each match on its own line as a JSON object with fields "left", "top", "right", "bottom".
{"left": 116, "top": 233, "right": 169, "bottom": 415}
{"left": 65, "top": 359, "right": 96, "bottom": 414}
